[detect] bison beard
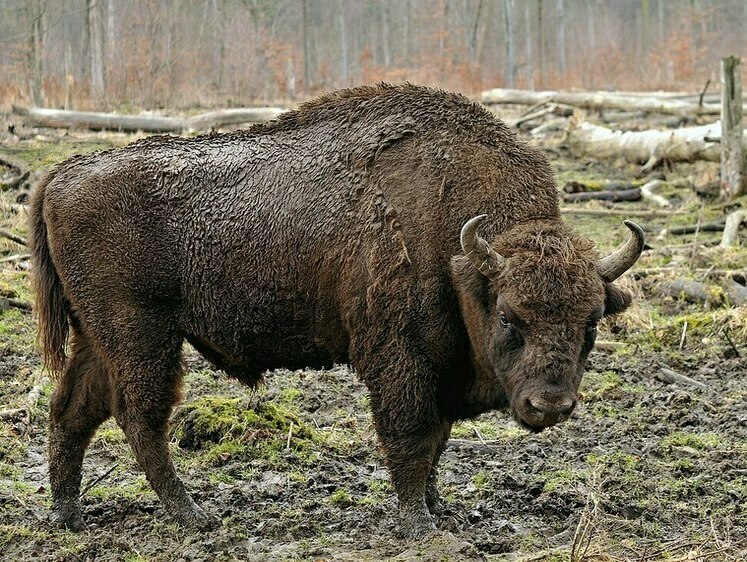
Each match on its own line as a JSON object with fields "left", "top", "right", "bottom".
{"left": 30, "top": 84, "right": 643, "bottom": 538}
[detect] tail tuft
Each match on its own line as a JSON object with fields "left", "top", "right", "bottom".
{"left": 29, "top": 175, "right": 68, "bottom": 375}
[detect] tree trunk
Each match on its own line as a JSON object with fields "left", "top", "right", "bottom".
{"left": 303, "top": 0, "right": 310, "bottom": 92}
{"left": 720, "top": 56, "right": 746, "bottom": 199}
{"left": 524, "top": 0, "right": 534, "bottom": 89}
{"left": 503, "top": 0, "right": 515, "bottom": 88}
{"left": 338, "top": 0, "right": 348, "bottom": 85}
{"left": 88, "top": 0, "right": 106, "bottom": 100}
{"left": 26, "top": 0, "right": 45, "bottom": 107}
{"left": 556, "top": 0, "right": 566, "bottom": 76}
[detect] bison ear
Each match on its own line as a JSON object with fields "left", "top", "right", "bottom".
{"left": 450, "top": 255, "right": 491, "bottom": 308}
{"left": 604, "top": 283, "right": 633, "bottom": 316}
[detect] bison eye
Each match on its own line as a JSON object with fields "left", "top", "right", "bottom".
{"left": 499, "top": 311, "right": 512, "bottom": 327}
{"left": 586, "top": 324, "right": 597, "bottom": 335}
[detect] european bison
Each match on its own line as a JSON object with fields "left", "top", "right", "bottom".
{"left": 30, "top": 83, "right": 643, "bottom": 537}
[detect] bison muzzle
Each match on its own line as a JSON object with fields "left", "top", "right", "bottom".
{"left": 30, "top": 84, "right": 643, "bottom": 538}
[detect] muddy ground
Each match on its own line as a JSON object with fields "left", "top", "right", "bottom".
{"left": 0, "top": 107, "right": 746, "bottom": 561}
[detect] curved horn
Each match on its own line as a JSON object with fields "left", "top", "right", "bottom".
{"left": 460, "top": 215, "right": 505, "bottom": 276}
{"left": 597, "top": 220, "right": 645, "bottom": 282}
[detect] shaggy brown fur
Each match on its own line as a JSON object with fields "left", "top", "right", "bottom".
{"left": 30, "top": 83, "right": 639, "bottom": 537}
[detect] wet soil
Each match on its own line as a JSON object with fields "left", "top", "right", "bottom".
{"left": 1, "top": 339, "right": 746, "bottom": 561}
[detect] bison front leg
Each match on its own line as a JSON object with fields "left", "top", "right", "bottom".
{"left": 425, "top": 422, "right": 452, "bottom": 516}
{"left": 369, "top": 383, "right": 449, "bottom": 539}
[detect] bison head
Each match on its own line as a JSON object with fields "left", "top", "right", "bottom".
{"left": 452, "top": 215, "right": 644, "bottom": 431}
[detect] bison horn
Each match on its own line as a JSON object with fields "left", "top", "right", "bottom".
{"left": 460, "top": 215, "right": 505, "bottom": 276}
{"left": 597, "top": 220, "right": 645, "bottom": 282}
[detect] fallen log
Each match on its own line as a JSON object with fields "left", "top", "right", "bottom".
{"left": 559, "top": 207, "right": 682, "bottom": 218}
{"left": 12, "top": 105, "right": 288, "bottom": 133}
{"left": 657, "top": 278, "right": 747, "bottom": 306}
{"left": 658, "top": 279, "right": 713, "bottom": 303}
{"left": 563, "top": 181, "right": 636, "bottom": 193}
{"left": 0, "top": 297, "right": 33, "bottom": 312}
{"left": 563, "top": 188, "right": 641, "bottom": 203}
{"left": 725, "top": 279, "right": 747, "bottom": 305}
{"left": 656, "top": 367, "right": 709, "bottom": 390}
{"left": 0, "top": 228, "right": 27, "bottom": 246}
{"left": 719, "top": 210, "right": 747, "bottom": 247}
{"left": 565, "top": 121, "right": 734, "bottom": 167}
{"left": 659, "top": 222, "right": 725, "bottom": 236}
{"left": 480, "top": 88, "right": 726, "bottom": 116}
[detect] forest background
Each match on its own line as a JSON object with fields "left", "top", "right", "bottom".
{"left": 2, "top": 0, "right": 746, "bottom": 112}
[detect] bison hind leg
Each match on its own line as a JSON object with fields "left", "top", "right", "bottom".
{"left": 109, "top": 328, "right": 218, "bottom": 531}
{"left": 48, "top": 329, "right": 112, "bottom": 531}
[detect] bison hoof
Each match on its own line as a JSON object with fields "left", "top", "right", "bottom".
{"left": 172, "top": 503, "right": 219, "bottom": 531}
{"left": 50, "top": 506, "right": 87, "bottom": 532}
{"left": 398, "top": 501, "right": 437, "bottom": 540}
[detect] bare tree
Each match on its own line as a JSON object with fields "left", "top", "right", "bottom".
{"left": 503, "top": 0, "right": 516, "bottom": 87}
{"left": 88, "top": 0, "right": 106, "bottom": 99}
{"left": 25, "top": 0, "right": 46, "bottom": 107}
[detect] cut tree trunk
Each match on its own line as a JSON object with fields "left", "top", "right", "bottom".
{"left": 565, "top": 120, "right": 744, "bottom": 168}
{"left": 719, "top": 210, "right": 747, "bottom": 248}
{"left": 720, "top": 56, "right": 746, "bottom": 199}
{"left": 480, "top": 88, "right": 728, "bottom": 115}
{"left": 12, "top": 106, "right": 287, "bottom": 133}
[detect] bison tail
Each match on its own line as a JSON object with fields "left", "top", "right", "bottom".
{"left": 29, "top": 174, "right": 69, "bottom": 376}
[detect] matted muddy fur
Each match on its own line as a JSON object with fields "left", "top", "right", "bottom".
{"left": 29, "top": 83, "right": 640, "bottom": 537}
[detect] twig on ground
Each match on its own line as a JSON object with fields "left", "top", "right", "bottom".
{"left": 640, "top": 179, "right": 671, "bottom": 207}
{"left": 472, "top": 424, "right": 488, "bottom": 446}
{"left": 80, "top": 463, "right": 120, "bottom": 498}
{"left": 0, "top": 253, "right": 31, "bottom": 263}
{"left": 723, "top": 328, "right": 741, "bottom": 358}
{"left": 679, "top": 321, "right": 688, "bottom": 350}
{"left": 286, "top": 421, "right": 294, "bottom": 450}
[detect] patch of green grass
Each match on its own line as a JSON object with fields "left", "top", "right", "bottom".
{"left": 471, "top": 471, "right": 489, "bottom": 490}
{"left": 542, "top": 467, "right": 581, "bottom": 494}
{"left": 451, "top": 418, "right": 521, "bottom": 441}
{"left": 328, "top": 488, "right": 353, "bottom": 506}
{"left": 0, "top": 308, "right": 36, "bottom": 356}
{"left": 587, "top": 450, "right": 638, "bottom": 472}
{"left": 360, "top": 478, "right": 391, "bottom": 506}
{"left": 87, "top": 475, "right": 152, "bottom": 501}
{"left": 661, "top": 431, "right": 721, "bottom": 451}
{"left": 0, "top": 525, "right": 49, "bottom": 551}
{"left": 172, "top": 395, "right": 323, "bottom": 469}
{"left": 580, "top": 370, "right": 621, "bottom": 401}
